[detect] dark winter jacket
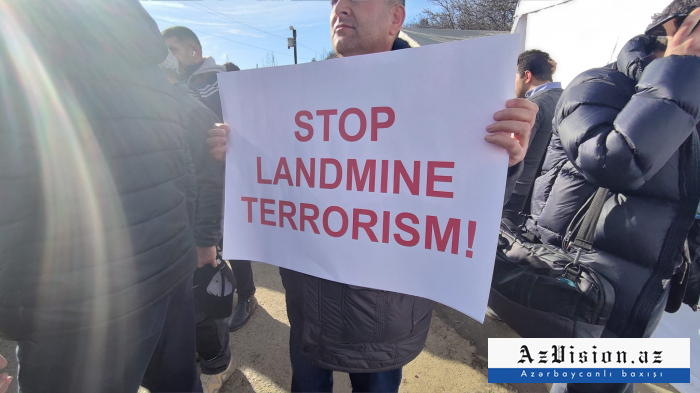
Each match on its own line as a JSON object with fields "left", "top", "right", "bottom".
{"left": 280, "top": 36, "right": 526, "bottom": 373}
{"left": 0, "top": 0, "right": 200, "bottom": 340}
{"left": 183, "top": 57, "right": 226, "bottom": 121}
{"left": 172, "top": 84, "right": 225, "bottom": 248}
{"left": 503, "top": 86, "right": 563, "bottom": 226}
{"left": 525, "top": 35, "right": 700, "bottom": 338}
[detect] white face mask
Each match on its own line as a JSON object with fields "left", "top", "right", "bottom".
{"left": 160, "top": 50, "right": 180, "bottom": 75}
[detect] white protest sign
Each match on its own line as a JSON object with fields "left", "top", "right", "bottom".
{"left": 220, "top": 34, "right": 519, "bottom": 322}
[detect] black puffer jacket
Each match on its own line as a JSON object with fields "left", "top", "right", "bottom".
{"left": 280, "top": 36, "right": 526, "bottom": 373}
{"left": 173, "top": 83, "right": 225, "bottom": 248}
{"left": 526, "top": 35, "right": 700, "bottom": 338}
{"left": 0, "top": 0, "right": 199, "bottom": 340}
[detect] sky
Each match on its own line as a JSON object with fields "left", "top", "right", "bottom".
{"left": 140, "top": 0, "right": 434, "bottom": 70}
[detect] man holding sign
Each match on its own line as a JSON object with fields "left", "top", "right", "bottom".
{"left": 208, "top": 0, "right": 536, "bottom": 391}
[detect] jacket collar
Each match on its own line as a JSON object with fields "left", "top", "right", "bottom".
{"left": 392, "top": 32, "right": 420, "bottom": 51}
{"left": 526, "top": 82, "right": 563, "bottom": 98}
{"left": 185, "top": 57, "right": 226, "bottom": 84}
{"left": 392, "top": 37, "right": 412, "bottom": 51}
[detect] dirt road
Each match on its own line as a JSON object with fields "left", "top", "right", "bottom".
{"left": 221, "top": 262, "right": 532, "bottom": 393}
{"left": 0, "top": 262, "right": 680, "bottom": 393}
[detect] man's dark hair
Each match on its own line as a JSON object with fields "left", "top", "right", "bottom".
{"left": 651, "top": 0, "right": 700, "bottom": 27}
{"left": 223, "top": 62, "right": 240, "bottom": 72}
{"left": 517, "top": 49, "right": 553, "bottom": 82}
{"left": 162, "top": 26, "right": 202, "bottom": 51}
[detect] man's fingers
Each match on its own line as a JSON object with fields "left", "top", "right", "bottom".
{"left": 506, "top": 97, "right": 539, "bottom": 112}
{"left": 485, "top": 133, "right": 522, "bottom": 158}
{"left": 197, "top": 257, "right": 215, "bottom": 269}
{"left": 210, "top": 146, "right": 227, "bottom": 162}
{"left": 206, "top": 136, "right": 228, "bottom": 148}
{"left": 209, "top": 258, "right": 219, "bottom": 268}
{"left": 0, "top": 355, "right": 6, "bottom": 369}
{"left": 207, "top": 125, "right": 230, "bottom": 162}
{"left": 208, "top": 128, "right": 227, "bottom": 138}
{"left": 495, "top": 105, "right": 537, "bottom": 127}
{"left": 0, "top": 373, "right": 10, "bottom": 393}
{"left": 487, "top": 120, "right": 532, "bottom": 137}
{"left": 208, "top": 125, "right": 229, "bottom": 138}
{"left": 679, "top": 7, "right": 700, "bottom": 39}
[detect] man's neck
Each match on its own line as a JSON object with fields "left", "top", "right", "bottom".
{"left": 525, "top": 80, "right": 560, "bottom": 98}
{"left": 337, "top": 38, "right": 397, "bottom": 58}
{"left": 526, "top": 80, "right": 548, "bottom": 93}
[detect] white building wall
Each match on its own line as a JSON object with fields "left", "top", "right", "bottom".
{"left": 515, "top": 0, "right": 668, "bottom": 86}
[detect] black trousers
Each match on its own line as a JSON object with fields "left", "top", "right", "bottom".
{"left": 15, "top": 276, "right": 202, "bottom": 393}
{"left": 195, "top": 317, "right": 231, "bottom": 375}
{"left": 231, "top": 259, "right": 256, "bottom": 300}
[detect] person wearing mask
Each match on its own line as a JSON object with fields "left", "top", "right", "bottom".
{"left": 0, "top": 0, "right": 207, "bottom": 391}
{"left": 205, "top": 0, "right": 538, "bottom": 390}
{"left": 162, "top": 26, "right": 226, "bottom": 120}
{"left": 163, "top": 26, "right": 259, "bottom": 334}
{"left": 526, "top": 2, "right": 700, "bottom": 392}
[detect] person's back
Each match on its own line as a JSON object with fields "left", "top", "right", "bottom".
{"left": 0, "top": 1, "right": 202, "bottom": 391}
{"left": 503, "top": 50, "right": 563, "bottom": 226}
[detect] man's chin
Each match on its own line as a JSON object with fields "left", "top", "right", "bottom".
{"left": 333, "top": 37, "right": 361, "bottom": 58}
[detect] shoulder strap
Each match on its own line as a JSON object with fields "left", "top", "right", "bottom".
{"left": 571, "top": 188, "right": 609, "bottom": 251}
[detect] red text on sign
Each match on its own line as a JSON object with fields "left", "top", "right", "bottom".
{"left": 257, "top": 157, "right": 455, "bottom": 199}
{"left": 240, "top": 197, "right": 477, "bottom": 258}
{"left": 294, "top": 107, "right": 395, "bottom": 142}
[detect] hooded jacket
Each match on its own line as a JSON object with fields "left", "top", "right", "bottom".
{"left": 282, "top": 36, "right": 526, "bottom": 373}
{"left": 0, "top": 0, "right": 200, "bottom": 340}
{"left": 184, "top": 57, "right": 226, "bottom": 121}
{"left": 526, "top": 35, "right": 700, "bottom": 338}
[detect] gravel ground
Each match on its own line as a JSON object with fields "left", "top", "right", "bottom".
{"left": 0, "top": 261, "right": 682, "bottom": 393}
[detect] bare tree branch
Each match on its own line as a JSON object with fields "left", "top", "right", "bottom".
{"left": 263, "top": 51, "right": 278, "bottom": 67}
{"left": 407, "top": 0, "right": 517, "bottom": 31}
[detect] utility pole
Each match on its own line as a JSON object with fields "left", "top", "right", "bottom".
{"left": 288, "top": 26, "right": 297, "bottom": 65}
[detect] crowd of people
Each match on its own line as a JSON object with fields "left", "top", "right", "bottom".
{"left": 0, "top": 0, "right": 699, "bottom": 392}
